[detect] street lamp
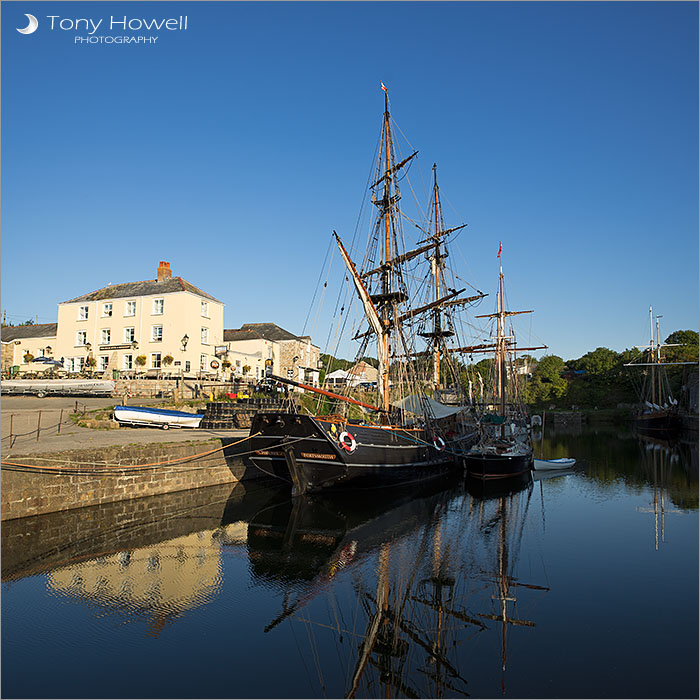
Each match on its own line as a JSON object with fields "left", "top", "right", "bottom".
{"left": 181, "top": 334, "right": 189, "bottom": 351}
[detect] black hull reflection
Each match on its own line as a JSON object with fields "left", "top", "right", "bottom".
{"left": 247, "top": 474, "right": 463, "bottom": 590}
{"left": 465, "top": 470, "right": 533, "bottom": 499}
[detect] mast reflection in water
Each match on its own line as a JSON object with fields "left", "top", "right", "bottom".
{"left": 2, "top": 427, "right": 698, "bottom": 699}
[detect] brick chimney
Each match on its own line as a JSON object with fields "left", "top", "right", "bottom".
{"left": 157, "top": 261, "right": 172, "bottom": 282}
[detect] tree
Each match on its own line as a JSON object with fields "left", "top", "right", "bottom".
{"left": 664, "top": 330, "right": 698, "bottom": 363}
{"left": 525, "top": 355, "right": 566, "bottom": 406}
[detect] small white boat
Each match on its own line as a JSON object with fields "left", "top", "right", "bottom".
{"left": 113, "top": 405, "right": 203, "bottom": 430}
{"left": 533, "top": 457, "right": 576, "bottom": 471}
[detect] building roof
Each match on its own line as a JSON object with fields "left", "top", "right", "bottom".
{"left": 224, "top": 323, "right": 301, "bottom": 343}
{"left": 1, "top": 323, "right": 58, "bottom": 342}
{"left": 62, "top": 277, "right": 222, "bottom": 304}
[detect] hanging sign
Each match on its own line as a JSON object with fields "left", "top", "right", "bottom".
{"left": 210, "top": 360, "right": 220, "bottom": 369}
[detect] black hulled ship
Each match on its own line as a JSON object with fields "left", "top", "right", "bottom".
{"left": 249, "top": 86, "right": 487, "bottom": 494}
{"left": 463, "top": 249, "right": 546, "bottom": 480}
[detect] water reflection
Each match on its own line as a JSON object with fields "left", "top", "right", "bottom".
{"left": 2, "top": 426, "right": 698, "bottom": 698}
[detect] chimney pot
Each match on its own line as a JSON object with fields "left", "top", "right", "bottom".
{"left": 157, "top": 261, "right": 172, "bottom": 282}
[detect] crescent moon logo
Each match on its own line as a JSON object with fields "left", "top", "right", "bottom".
{"left": 17, "top": 14, "right": 39, "bottom": 34}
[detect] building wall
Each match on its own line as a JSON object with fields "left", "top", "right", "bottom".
{"left": 1, "top": 333, "right": 58, "bottom": 375}
{"left": 55, "top": 292, "right": 223, "bottom": 377}
{"left": 224, "top": 338, "right": 280, "bottom": 380}
{"left": 278, "top": 337, "right": 321, "bottom": 386}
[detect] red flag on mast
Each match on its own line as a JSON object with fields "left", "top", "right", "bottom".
{"left": 497, "top": 242, "right": 502, "bottom": 258}
{"left": 380, "top": 81, "right": 387, "bottom": 92}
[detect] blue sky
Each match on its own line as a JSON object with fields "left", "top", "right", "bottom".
{"left": 2, "top": 1, "right": 697, "bottom": 362}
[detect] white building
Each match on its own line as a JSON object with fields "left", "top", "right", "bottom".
{"left": 54, "top": 261, "right": 224, "bottom": 378}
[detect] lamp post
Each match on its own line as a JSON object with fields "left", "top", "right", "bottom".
{"left": 180, "top": 334, "right": 189, "bottom": 383}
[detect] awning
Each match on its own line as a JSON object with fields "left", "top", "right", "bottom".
{"left": 392, "top": 394, "right": 466, "bottom": 419}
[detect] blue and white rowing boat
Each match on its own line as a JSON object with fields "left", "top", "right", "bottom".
{"left": 113, "top": 405, "right": 204, "bottom": 430}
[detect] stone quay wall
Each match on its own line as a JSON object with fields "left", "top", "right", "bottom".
{"left": 1, "top": 437, "right": 265, "bottom": 521}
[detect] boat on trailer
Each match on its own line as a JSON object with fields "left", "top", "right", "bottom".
{"left": 113, "top": 405, "right": 204, "bottom": 430}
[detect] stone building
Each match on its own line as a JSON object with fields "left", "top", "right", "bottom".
{"left": 53, "top": 262, "right": 224, "bottom": 378}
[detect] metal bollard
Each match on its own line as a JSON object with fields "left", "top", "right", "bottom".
{"left": 57, "top": 408, "right": 64, "bottom": 435}
{"left": 37, "top": 411, "right": 42, "bottom": 442}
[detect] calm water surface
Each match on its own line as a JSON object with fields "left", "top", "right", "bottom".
{"left": 2, "top": 426, "right": 698, "bottom": 699}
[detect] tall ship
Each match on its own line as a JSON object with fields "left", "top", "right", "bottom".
{"left": 462, "top": 249, "right": 546, "bottom": 480}
{"left": 249, "top": 86, "right": 486, "bottom": 494}
{"left": 624, "top": 307, "right": 694, "bottom": 437}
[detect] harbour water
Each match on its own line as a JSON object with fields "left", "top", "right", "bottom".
{"left": 2, "top": 425, "right": 697, "bottom": 699}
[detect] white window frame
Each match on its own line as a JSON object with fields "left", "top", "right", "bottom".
{"left": 200, "top": 354, "right": 207, "bottom": 371}
{"left": 124, "top": 327, "right": 135, "bottom": 343}
{"left": 101, "top": 329, "right": 111, "bottom": 345}
{"left": 123, "top": 354, "right": 133, "bottom": 370}
{"left": 78, "top": 305, "right": 89, "bottom": 320}
{"left": 98, "top": 355, "right": 109, "bottom": 371}
{"left": 124, "top": 300, "right": 136, "bottom": 317}
{"left": 152, "top": 298, "right": 164, "bottom": 315}
{"left": 151, "top": 353, "right": 162, "bottom": 369}
{"left": 76, "top": 330, "right": 87, "bottom": 346}
{"left": 102, "top": 303, "right": 113, "bottom": 318}
{"left": 201, "top": 301, "right": 209, "bottom": 318}
{"left": 201, "top": 327, "right": 209, "bottom": 345}
{"left": 151, "top": 325, "right": 163, "bottom": 343}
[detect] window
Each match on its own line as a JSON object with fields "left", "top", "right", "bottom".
{"left": 102, "top": 303, "right": 113, "bottom": 317}
{"left": 151, "top": 325, "right": 163, "bottom": 343}
{"left": 76, "top": 331, "right": 87, "bottom": 346}
{"left": 100, "top": 329, "right": 111, "bottom": 345}
{"left": 201, "top": 301, "right": 209, "bottom": 318}
{"left": 98, "top": 356, "right": 109, "bottom": 371}
{"left": 78, "top": 305, "right": 89, "bottom": 320}
{"left": 124, "top": 327, "right": 135, "bottom": 343}
{"left": 151, "top": 353, "right": 162, "bottom": 369}
{"left": 123, "top": 354, "right": 133, "bottom": 370}
{"left": 201, "top": 327, "right": 209, "bottom": 345}
{"left": 185, "top": 361, "right": 191, "bottom": 373}
{"left": 66, "top": 357, "right": 85, "bottom": 373}
{"left": 152, "top": 298, "right": 164, "bottom": 315}
{"left": 125, "top": 300, "right": 136, "bottom": 317}
{"left": 200, "top": 354, "right": 207, "bottom": 371}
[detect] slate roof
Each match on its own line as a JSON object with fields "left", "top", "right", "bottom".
{"left": 62, "top": 277, "right": 222, "bottom": 304}
{"left": 1, "top": 323, "right": 58, "bottom": 342}
{"left": 224, "top": 323, "right": 301, "bottom": 343}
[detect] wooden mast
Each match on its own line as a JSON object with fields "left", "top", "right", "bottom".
{"left": 380, "top": 87, "right": 392, "bottom": 417}
{"left": 432, "top": 164, "right": 442, "bottom": 391}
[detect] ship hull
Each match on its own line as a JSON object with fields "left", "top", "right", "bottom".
{"left": 635, "top": 411, "right": 681, "bottom": 438}
{"left": 249, "top": 412, "right": 465, "bottom": 494}
{"left": 463, "top": 450, "right": 533, "bottom": 480}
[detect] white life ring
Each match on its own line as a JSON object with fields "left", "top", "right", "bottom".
{"left": 433, "top": 435, "right": 446, "bottom": 452}
{"left": 338, "top": 431, "right": 357, "bottom": 453}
